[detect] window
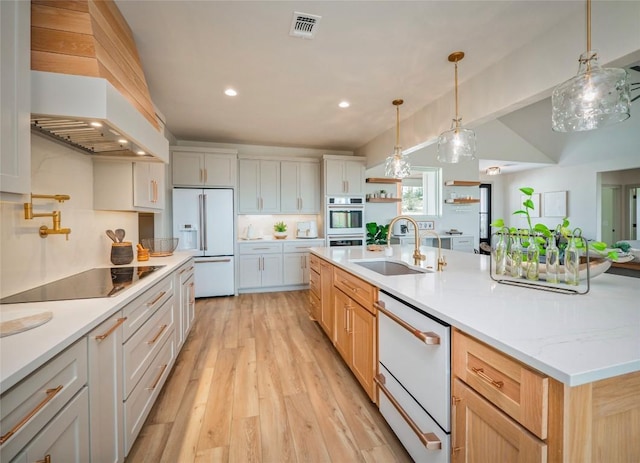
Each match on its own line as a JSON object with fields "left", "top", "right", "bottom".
{"left": 401, "top": 167, "right": 442, "bottom": 217}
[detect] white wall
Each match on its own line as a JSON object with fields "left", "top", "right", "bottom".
{"left": 0, "top": 135, "right": 139, "bottom": 297}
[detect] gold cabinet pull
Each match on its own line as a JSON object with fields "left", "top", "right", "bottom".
{"left": 374, "top": 301, "right": 441, "bottom": 345}
{"left": 0, "top": 385, "right": 63, "bottom": 445}
{"left": 146, "top": 324, "right": 168, "bottom": 345}
{"left": 341, "top": 280, "right": 358, "bottom": 293}
{"left": 35, "top": 455, "right": 51, "bottom": 463}
{"left": 146, "top": 364, "right": 168, "bottom": 391}
{"left": 472, "top": 367, "right": 504, "bottom": 389}
{"left": 94, "top": 317, "right": 127, "bottom": 341}
{"left": 374, "top": 374, "right": 442, "bottom": 450}
{"left": 146, "top": 291, "right": 167, "bottom": 307}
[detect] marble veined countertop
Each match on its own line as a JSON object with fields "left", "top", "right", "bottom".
{"left": 311, "top": 245, "right": 640, "bottom": 387}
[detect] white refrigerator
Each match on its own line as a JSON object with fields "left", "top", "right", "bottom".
{"left": 173, "top": 188, "right": 235, "bottom": 297}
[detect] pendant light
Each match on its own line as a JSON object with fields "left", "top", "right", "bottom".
{"left": 551, "top": 0, "right": 630, "bottom": 132}
{"left": 437, "top": 52, "right": 476, "bottom": 163}
{"left": 384, "top": 99, "right": 411, "bottom": 178}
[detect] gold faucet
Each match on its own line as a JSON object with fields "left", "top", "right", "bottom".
{"left": 387, "top": 216, "right": 425, "bottom": 265}
{"left": 421, "top": 230, "right": 447, "bottom": 271}
{"left": 24, "top": 194, "right": 72, "bottom": 240}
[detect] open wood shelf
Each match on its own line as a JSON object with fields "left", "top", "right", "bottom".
{"left": 366, "top": 177, "right": 402, "bottom": 184}
{"left": 445, "top": 198, "right": 480, "bottom": 204}
{"left": 367, "top": 198, "right": 401, "bottom": 203}
{"left": 445, "top": 180, "right": 481, "bottom": 187}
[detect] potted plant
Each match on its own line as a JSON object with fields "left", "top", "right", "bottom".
{"left": 366, "top": 222, "right": 389, "bottom": 250}
{"left": 273, "top": 221, "right": 288, "bottom": 239}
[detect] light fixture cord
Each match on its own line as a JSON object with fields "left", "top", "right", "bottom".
{"left": 586, "top": 0, "right": 591, "bottom": 53}
{"left": 454, "top": 59, "right": 460, "bottom": 129}
{"left": 395, "top": 104, "right": 400, "bottom": 146}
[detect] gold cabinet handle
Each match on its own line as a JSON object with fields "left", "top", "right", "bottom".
{"left": 35, "top": 455, "right": 51, "bottom": 463}
{"left": 374, "top": 374, "right": 442, "bottom": 450}
{"left": 204, "top": 168, "right": 208, "bottom": 183}
{"left": 374, "top": 301, "right": 441, "bottom": 345}
{"left": 146, "top": 291, "right": 167, "bottom": 307}
{"left": 200, "top": 168, "right": 204, "bottom": 183}
{"left": 146, "top": 364, "right": 168, "bottom": 391}
{"left": 0, "top": 385, "right": 63, "bottom": 445}
{"left": 471, "top": 367, "right": 504, "bottom": 389}
{"left": 341, "top": 280, "right": 358, "bottom": 293}
{"left": 146, "top": 324, "right": 168, "bottom": 345}
{"left": 94, "top": 317, "right": 127, "bottom": 341}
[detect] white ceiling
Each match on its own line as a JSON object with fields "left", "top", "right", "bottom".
{"left": 115, "top": 0, "right": 582, "bottom": 152}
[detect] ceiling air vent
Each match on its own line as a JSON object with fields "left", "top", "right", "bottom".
{"left": 289, "top": 12, "right": 321, "bottom": 39}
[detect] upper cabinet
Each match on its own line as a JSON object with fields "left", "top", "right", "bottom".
{"left": 323, "top": 155, "right": 366, "bottom": 196}
{"left": 280, "top": 161, "right": 320, "bottom": 214}
{"left": 238, "top": 159, "right": 280, "bottom": 213}
{"left": 94, "top": 160, "right": 165, "bottom": 212}
{"left": 171, "top": 147, "right": 237, "bottom": 187}
{"left": 0, "top": 0, "right": 30, "bottom": 195}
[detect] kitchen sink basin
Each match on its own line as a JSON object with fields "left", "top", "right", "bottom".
{"left": 352, "top": 259, "right": 432, "bottom": 276}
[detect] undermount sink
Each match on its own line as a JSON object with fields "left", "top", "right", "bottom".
{"left": 352, "top": 259, "right": 432, "bottom": 276}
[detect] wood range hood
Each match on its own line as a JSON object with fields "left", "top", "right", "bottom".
{"left": 30, "top": 0, "right": 169, "bottom": 162}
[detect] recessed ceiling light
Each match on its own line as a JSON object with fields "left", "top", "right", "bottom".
{"left": 338, "top": 101, "right": 350, "bottom": 108}
{"left": 225, "top": 88, "right": 238, "bottom": 97}
{"left": 118, "top": 139, "right": 128, "bottom": 144}
{"left": 136, "top": 150, "right": 146, "bottom": 156}
{"left": 90, "top": 121, "right": 102, "bottom": 127}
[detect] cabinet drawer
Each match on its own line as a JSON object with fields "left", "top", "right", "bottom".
{"left": 308, "top": 291, "right": 320, "bottom": 321}
{"left": 238, "top": 242, "right": 283, "bottom": 254}
{"left": 124, "top": 332, "right": 175, "bottom": 454}
{"left": 1, "top": 339, "right": 88, "bottom": 461}
{"left": 309, "top": 268, "right": 320, "bottom": 297}
{"left": 452, "top": 330, "right": 549, "bottom": 439}
{"left": 333, "top": 266, "right": 376, "bottom": 313}
{"left": 309, "top": 254, "right": 320, "bottom": 273}
{"left": 123, "top": 298, "right": 175, "bottom": 398}
{"left": 283, "top": 240, "right": 323, "bottom": 253}
{"left": 123, "top": 275, "right": 174, "bottom": 341}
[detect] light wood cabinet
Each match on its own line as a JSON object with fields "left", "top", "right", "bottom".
{"left": 280, "top": 161, "right": 320, "bottom": 213}
{"left": 171, "top": 148, "right": 237, "bottom": 187}
{"left": 0, "top": 0, "right": 30, "bottom": 195}
{"left": 333, "top": 288, "right": 353, "bottom": 361}
{"left": 323, "top": 157, "right": 365, "bottom": 195}
{"left": 350, "top": 302, "right": 376, "bottom": 399}
{"left": 319, "top": 258, "right": 334, "bottom": 337}
{"left": 88, "top": 313, "right": 126, "bottom": 463}
{"left": 238, "top": 159, "right": 280, "bottom": 213}
{"left": 94, "top": 160, "right": 166, "bottom": 212}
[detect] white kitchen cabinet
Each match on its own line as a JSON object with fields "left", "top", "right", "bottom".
{"left": 94, "top": 160, "right": 166, "bottom": 212}
{"left": 238, "top": 242, "right": 283, "bottom": 289}
{"left": 450, "top": 236, "right": 475, "bottom": 253}
{"left": 238, "top": 159, "right": 280, "bottom": 213}
{"left": 324, "top": 156, "right": 365, "bottom": 196}
{"left": 282, "top": 240, "right": 324, "bottom": 286}
{"left": 88, "top": 313, "right": 126, "bottom": 463}
{"left": 171, "top": 148, "right": 237, "bottom": 187}
{"left": 175, "top": 259, "right": 195, "bottom": 350}
{"left": 0, "top": 0, "right": 30, "bottom": 195}
{"left": 280, "top": 161, "right": 320, "bottom": 213}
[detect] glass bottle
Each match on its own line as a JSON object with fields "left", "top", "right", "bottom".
{"left": 564, "top": 232, "right": 581, "bottom": 286}
{"left": 493, "top": 230, "right": 507, "bottom": 275}
{"left": 525, "top": 239, "right": 540, "bottom": 281}
{"left": 545, "top": 235, "right": 559, "bottom": 284}
{"left": 509, "top": 232, "right": 523, "bottom": 278}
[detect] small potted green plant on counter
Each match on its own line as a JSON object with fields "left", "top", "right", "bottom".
{"left": 273, "top": 221, "right": 288, "bottom": 239}
{"left": 366, "top": 222, "right": 389, "bottom": 251}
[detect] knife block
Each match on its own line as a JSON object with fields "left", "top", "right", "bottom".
{"left": 111, "top": 242, "right": 133, "bottom": 265}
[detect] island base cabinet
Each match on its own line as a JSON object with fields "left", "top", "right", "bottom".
{"left": 350, "top": 301, "right": 376, "bottom": 400}
{"left": 14, "top": 387, "right": 90, "bottom": 463}
{"left": 452, "top": 378, "right": 546, "bottom": 463}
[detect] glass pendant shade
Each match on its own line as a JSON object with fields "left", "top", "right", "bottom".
{"left": 552, "top": 51, "right": 630, "bottom": 132}
{"left": 385, "top": 146, "right": 411, "bottom": 178}
{"left": 437, "top": 120, "right": 476, "bottom": 163}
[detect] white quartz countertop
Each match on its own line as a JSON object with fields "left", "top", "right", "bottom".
{"left": 311, "top": 245, "right": 640, "bottom": 387}
{"left": 0, "top": 253, "right": 191, "bottom": 392}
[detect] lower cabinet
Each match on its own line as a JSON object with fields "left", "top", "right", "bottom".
{"left": 238, "top": 242, "right": 283, "bottom": 290}
{"left": 319, "top": 258, "right": 334, "bottom": 337}
{"left": 175, "top": 261, "right": 195, "bottom": 350}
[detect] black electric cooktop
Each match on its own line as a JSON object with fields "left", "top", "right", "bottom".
{"left": 0, "top": 266, "right": 164, "bottom": 304}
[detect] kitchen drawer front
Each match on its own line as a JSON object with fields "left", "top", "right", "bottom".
{"left": 309, "top": 253, "right": 320, "bottom": 273}
{"left": 283, "top": 240, "right": 323, "bottom": 253}
{"left": 124, "top": 332, "right": 175, "bottom": 455}
{"left": 123, "top": 297, "right": 175, "bottom": 398}
{"left": 238, "top": 242, "right": 283, "bottom": 255}
{"left": 123, "top": 275, "right": 174, "bottom": 341}
{"left": 452, "top": 329, "right": 548, "bottom": 439}
{"left": 309, "top": 267, "right": 320, "bottom": 297}
{"left": 377, "top": 294, "right": 450, "bottom": 431}
{"left": 377, "top": 364, "right": 450, "bottom": 463}
{"left": 333, "top": 266, "right": 376, "bottom": 313}
{"left": 17, "top": 386, "right": 90, "bottom": 463}
{"left": 309, "top": 291, "right": 320, "bottom": 321}
{"left": 0, "top": 339, "right": 88, "bottom": 461}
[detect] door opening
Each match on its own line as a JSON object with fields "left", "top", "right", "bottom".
{"left": 479, "top": 183, "right": 491, "bottom": 254}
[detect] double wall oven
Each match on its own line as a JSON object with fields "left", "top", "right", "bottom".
{"left": 325, "top": 196, "right": 365, "bottom": 246}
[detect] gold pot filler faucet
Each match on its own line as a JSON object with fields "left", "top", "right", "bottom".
{"left": 24, "top": 194, "right": 72, "bottom": 239}
{"left": 387, "top": 215, "right": 446, "bottom": 271}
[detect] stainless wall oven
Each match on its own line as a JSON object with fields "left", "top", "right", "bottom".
{"left": 326, "top": 196, "right": 365, "bottom": 236}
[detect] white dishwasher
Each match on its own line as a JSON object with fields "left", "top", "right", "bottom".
{"left": 375, "top": 291, "right": 451, "bottom": 463}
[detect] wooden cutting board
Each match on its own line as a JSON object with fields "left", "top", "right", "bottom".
{"left": 0, "top": 311, "right": 53, "bottom": 338}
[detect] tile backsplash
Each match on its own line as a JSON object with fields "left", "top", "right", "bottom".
{"left": 0, "top": 135, "right": 139, "bottom": 298}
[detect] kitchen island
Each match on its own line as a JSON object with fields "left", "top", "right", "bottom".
{"left": 310, "top": 244, "right": 640, "bottom": 463}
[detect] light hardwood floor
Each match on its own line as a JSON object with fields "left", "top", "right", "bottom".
{"left": 126, "top": 290, "right": 412, "bottom": 463}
